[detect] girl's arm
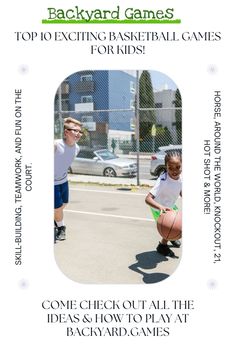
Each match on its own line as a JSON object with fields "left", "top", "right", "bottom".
{"left": 145, "top": 193, "right": 171, "bottom": 212}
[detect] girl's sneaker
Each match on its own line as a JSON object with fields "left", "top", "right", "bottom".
{"left": 156, "top": 242, "right": 176, "bottom": 258}
{"left": 170, "top": 240, "right": 181, "bottom": 248}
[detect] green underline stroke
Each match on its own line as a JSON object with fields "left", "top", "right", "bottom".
{"left": 42, "top": 19, "right": 181, "bottom": 24}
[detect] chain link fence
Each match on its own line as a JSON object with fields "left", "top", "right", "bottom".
{"left": 54, "top": 70, "right": 182, "bottom": 184}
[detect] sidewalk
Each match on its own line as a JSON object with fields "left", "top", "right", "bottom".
{"left": 68, "top": 174, "right": 156, "bottom": 187}
{"left": 117, "top": 153, "right": 153, "bottom": 160}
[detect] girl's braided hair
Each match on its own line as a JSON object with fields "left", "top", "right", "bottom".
{"left": 164, "top": 149, "right": 182, "bottom": 166}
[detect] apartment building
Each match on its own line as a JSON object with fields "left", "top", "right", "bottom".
{"left": 54, "top": 70, "right": 136, "bottom": 148}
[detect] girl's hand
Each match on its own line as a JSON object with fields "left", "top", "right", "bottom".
{"left": 145, "top": 194, "right": 172, "bottom": 213}
{"left": 160, "top": 206, "right": 172, "bottom": 213}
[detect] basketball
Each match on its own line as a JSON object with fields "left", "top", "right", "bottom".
{"left": 157, "top": 210, "right": 182, "bottom": 241}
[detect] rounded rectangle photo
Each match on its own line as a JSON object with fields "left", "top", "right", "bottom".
{"left": 54, "top": 70, "right": 182, "bottom": 284}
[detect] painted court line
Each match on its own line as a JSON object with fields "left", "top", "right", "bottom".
{"left": 70, "top": 187, "right": 147, "bottom": 196}
{"left": 65, "top": 209, "right": 154, "bottom": 222}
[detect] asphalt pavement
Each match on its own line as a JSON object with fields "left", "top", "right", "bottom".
{"left": 54, "top": 179, "right": 182, "bottom": 284}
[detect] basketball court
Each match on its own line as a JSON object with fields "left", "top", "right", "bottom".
{"left": 54, "top": 183, "right": 182, "bottom": 284}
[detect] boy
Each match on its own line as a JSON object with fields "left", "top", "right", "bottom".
{"left": 54, "top": 117, "right": 83, "bottom": 241}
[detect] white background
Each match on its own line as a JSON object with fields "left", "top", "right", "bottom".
{"left": 2, "top": 0, "right": 235, "bottom": 352}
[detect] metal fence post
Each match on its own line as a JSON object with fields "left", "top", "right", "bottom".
{"left": 136, "top": 70, "right": 140, "bottom": 186}
{"left": 58, "top": 84, "right": 63, "bottom": 138}
{"left": 54, "top": 71, "right": 182, "bottom": 183}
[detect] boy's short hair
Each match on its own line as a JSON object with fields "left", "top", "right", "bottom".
{"left": 63, "top": 117, "right": 82, "bottom": 130}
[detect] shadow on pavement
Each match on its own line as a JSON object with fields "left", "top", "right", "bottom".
{"left": 129, "top": 250, "right": 169, "bottom": 284}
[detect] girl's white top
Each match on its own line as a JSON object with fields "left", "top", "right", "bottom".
{"left": 149, "top": 172, "right": 182, "bottom": 208}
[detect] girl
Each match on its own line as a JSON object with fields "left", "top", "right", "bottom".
{"left": 145, "top": 150, "right": 182, "bottom": 258}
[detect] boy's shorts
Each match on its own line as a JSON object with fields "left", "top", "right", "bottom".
{"left": 54, "top": 181, "right": 69, "bottom": 209}
{"left": 150, "top": 205, "right": 178, "bottom": 222}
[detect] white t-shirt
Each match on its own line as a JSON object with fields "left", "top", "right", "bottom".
{"left": 54, "top": 139, "right": 80, "bottom": 185}
{"left": 149, "top": 172, "right": 182, "bottom": 208}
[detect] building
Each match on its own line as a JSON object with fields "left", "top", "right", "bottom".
{"left": 54, "top": 70, "right": 136, "bottom": 150}
{"left": 154, "top": 89, "right": 179, "bottom": 144}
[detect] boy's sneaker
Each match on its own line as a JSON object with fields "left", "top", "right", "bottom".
{"left": 57, "top": 226, "right": 66, "bottom": 241}
{"left": 54, "top": 221, "right": 58, "bottom": 243}
{"left": 54, "top": 227, "right": 58, "bottom": 243}
{"left": 170, "top": 240, "right": 181, "bottom": 248}
{"left": 156, "top": 242, "right": 176, "bottom": 258}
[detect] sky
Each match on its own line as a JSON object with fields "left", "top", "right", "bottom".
{"left": 123, "top": 70, "right": 178, "bottom": 91}
{"left": 149, "top": 70, "right": 178, "bottom": 91}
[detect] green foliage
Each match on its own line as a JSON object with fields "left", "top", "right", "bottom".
{"left": 138, "top": 71, "right": 156, "bottom": 141}
{"left": 139, "top": 126, "right": 173, "bottom": 152}
{"left": 155, "top": 126, "right": 173, "bottom": 147}
{"left": 173, "top": 88, "right": 182, "bottom": 144}
{"left": 79, "top": 127, "right": 89, "bottom": 144}
{"left": 139, "top": 71, "right": 155, "bottom": 109}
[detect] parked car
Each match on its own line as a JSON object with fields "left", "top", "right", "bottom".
{"left": 69, "top": 149, "right": 137, "bottom": 177}
{"left": 150, "top": 145, "right": 182, "bottom": 177}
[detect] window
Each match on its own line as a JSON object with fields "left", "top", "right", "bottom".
{"left": 81, "top": 116, "right": 94, "bottom": 122}
{"left": 78, "top": 150, "right": 96, "bottom": 159}
{"left": 81, "top": 75, "right": 93, "bottom": 82}
{"left": 54, "top": 98, "right": 69, "bottom": 111}
{"left": 96, "top": 150, "right": 117, "bottom": 160}
{"left": 81, "top": 95, "right": 93, "bottom": 103}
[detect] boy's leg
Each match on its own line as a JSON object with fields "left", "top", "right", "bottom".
{"left": 54, "top": 182, "right": 68, "bottom": 241}
{"left": 54, "top": 204, "right": 65, "bottom": 224}
{"left": 54, "top": 205, "right": 66, "bottom": 241}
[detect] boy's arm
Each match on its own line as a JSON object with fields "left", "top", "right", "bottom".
{"left": 54, "top": 140, "right": 58, "bottom": 152}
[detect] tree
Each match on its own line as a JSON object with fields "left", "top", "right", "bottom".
{"left": 138, "top": 71, "right": 156, "bottom": 145}
{"left": 174, "top": 89, "right": 182, "bottom": 144}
